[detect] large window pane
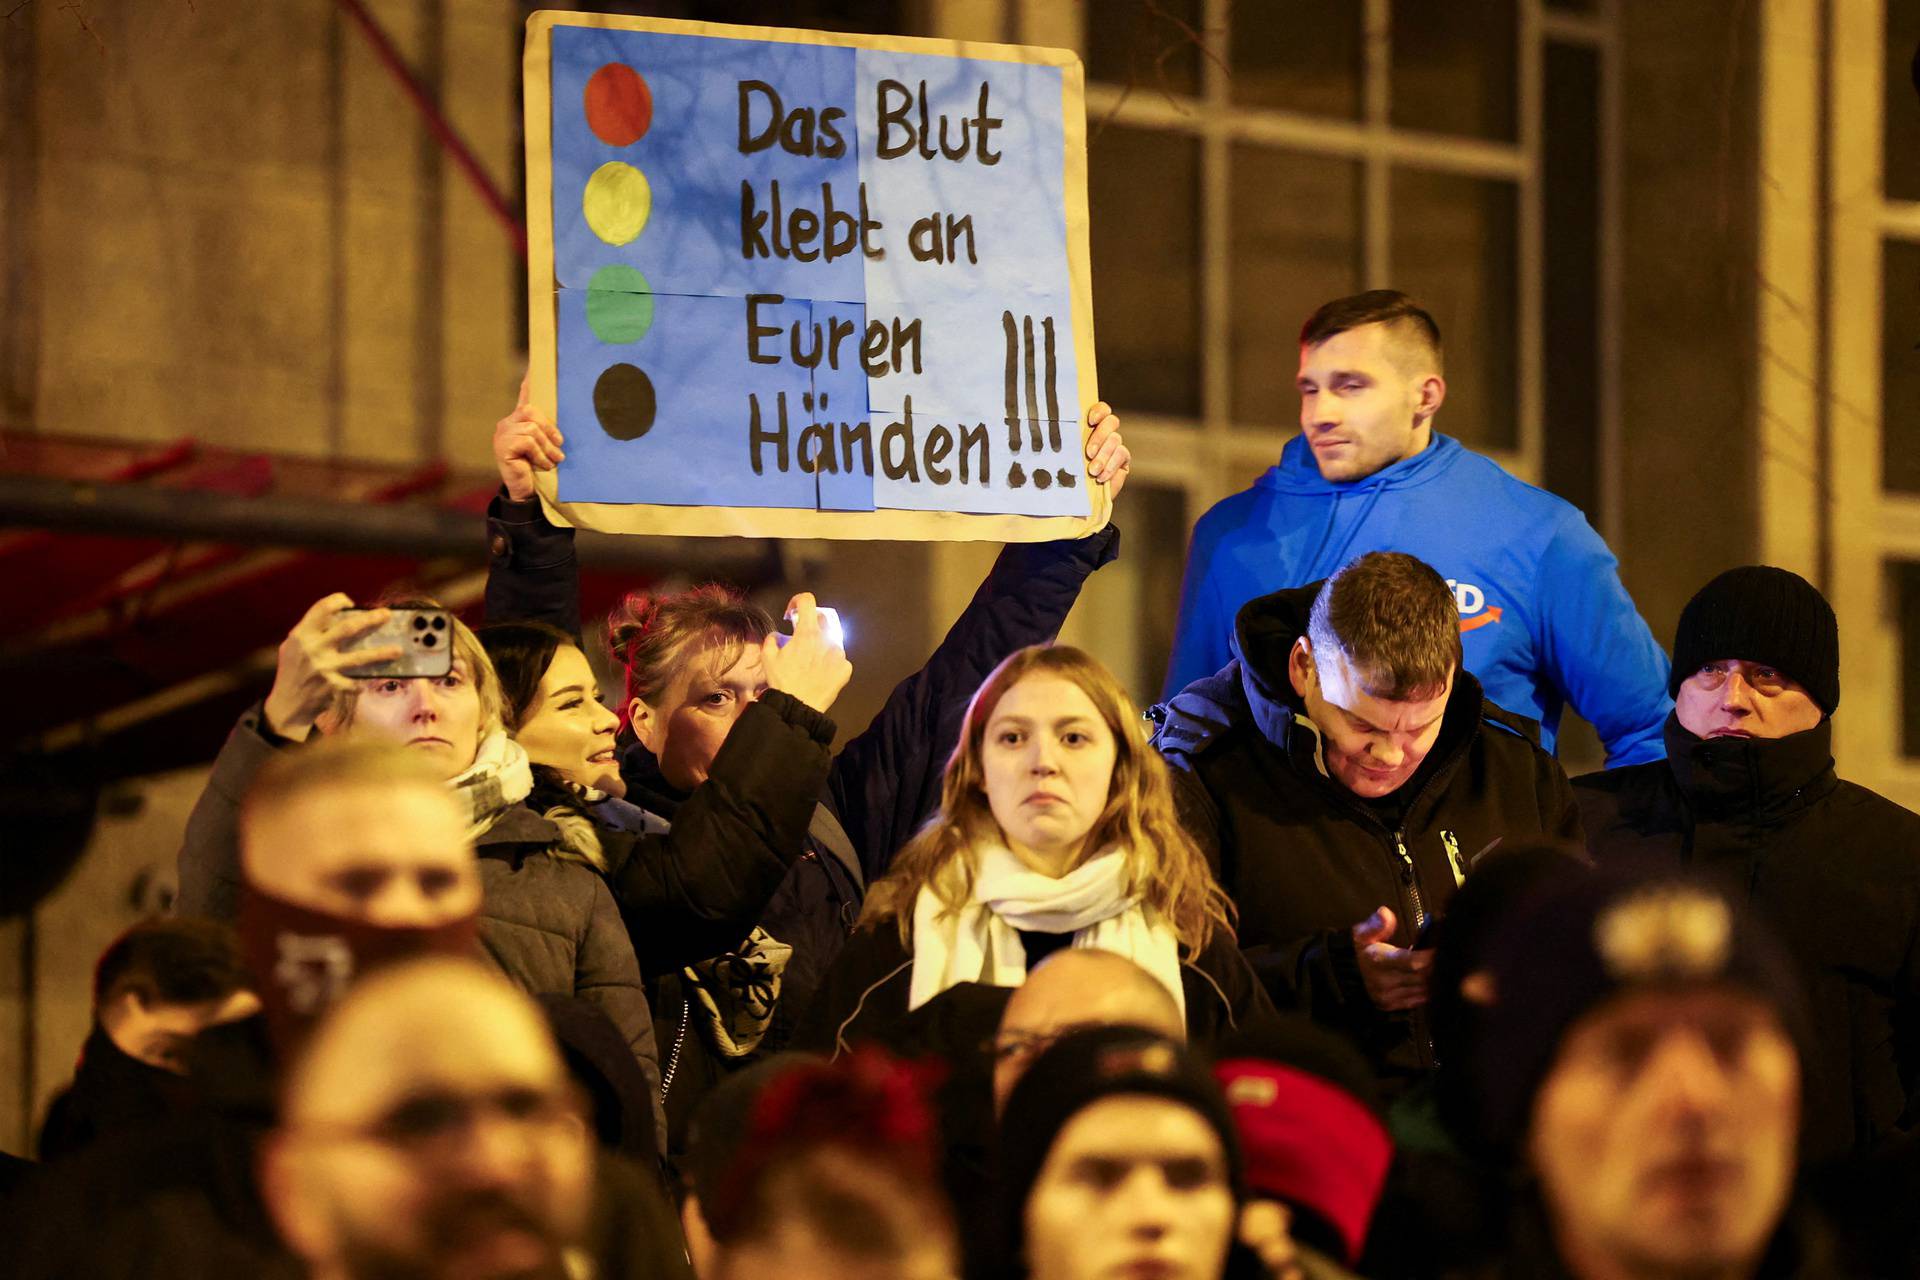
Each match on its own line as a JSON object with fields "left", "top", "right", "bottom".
{"left": 1543, "top": 42, "right": 1601, "bottom": 520}
{"left": 1390, "top": 0, "right": 1518, "bottom": 140}
{"left": 1229, "top": 2, "right": 1361, "bottom": 118}
{"left": 1230, "top": 146, "right": 1362, "bottom": 426}
{"left": 1085, "top": 0, "right": 1203, "bottom": 96}
{"left": 1895, "top": 561, "right": 1920, "bottom": 756}
{"left": 1390, "top": 169, "right": 1520, "bottom": 451}
{"left": 1089, "top": 126, "right": 1202, "bottom": 418}
{"left": 1884, "top": 240, "right": 1920, "bottom": 492}
{"left": 1887, "top": 0, "right": 1920, "bottom": 202}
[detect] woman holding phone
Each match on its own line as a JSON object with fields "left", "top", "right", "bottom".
{"left": 174, "top": 595, "right": 670, "bottom": 1150}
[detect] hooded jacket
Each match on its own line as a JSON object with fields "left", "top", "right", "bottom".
{"left": 1153, "top": 582, "right": 1583, "bottom": 1087}
{"left": 1574, "top": 717, "right": 1920, "bottom": 1164}
{"left": 1164, "top": 433, "right": 1672, "bottom": 766}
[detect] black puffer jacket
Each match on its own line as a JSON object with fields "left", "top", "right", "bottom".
{"left": 484, "top": 492, "right": 1120, "bottom": 1144}
{"left": 1152, "top": 583, "right": 1582, "bottom": 1089}
{"left": 1574, "top": 716, "right": 1920, "bottom": 1164}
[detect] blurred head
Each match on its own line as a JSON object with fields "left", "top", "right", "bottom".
{"left": 1295, "top": 291, "right": 1446, "bottom": 482}
{"left": 1001, "top": 1028, "right": 1241, "bottom": 1280}
{"left": 1214, "top": 1018, "right": 1390, "bottom": 1266}
{"left": 864, "top": 646, "right": 1233, "bottom": 958}
{"left": 992, "top": 949, "right": 1186, "bottom": 1114}
{"left": 1669, "top": 567, "right": 1838, "bottom": 742}
{"left": 610, "top": 585, "right": 775, "bottom": 791}
{"left": 481, "top": 622, "right": 624, "bottom": 797}
{"left": 237, "top": 741, "right": 482, "bottom": 1054}
{"left": 92, "top": 918, "right": 258, "bottom": 1073}
{"left": 329, "top": 601, "right": 502, "bottom": 781}
{"left": 692, "top": 1050, "right": 956, "bottom": 1280}
{"left": 261, "top": 959, "right": 594, "bottom": 1280}
{"left": 1289, "top": 552, "right": 1462, "bottom": 799}
{"left": 1477, "top": 875, "right": 1809, "bottom": 1279}
{"left": 239, "top": 740, "right": 480, "bottom": 929}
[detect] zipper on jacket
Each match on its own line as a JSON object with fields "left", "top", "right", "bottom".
{"left": 660, "top": 998, "right": 689, "bottom": 1104}
{"left": 1393, "top": 830, "right": 1426, "bottom": 934}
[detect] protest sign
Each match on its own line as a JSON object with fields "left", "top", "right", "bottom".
{"left": 523, "top": 11, "right": 1105, "bottom": 540}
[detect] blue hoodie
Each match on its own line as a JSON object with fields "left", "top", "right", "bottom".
{"left": 1165, "top": 433, "right": 1671, "bottom": 766}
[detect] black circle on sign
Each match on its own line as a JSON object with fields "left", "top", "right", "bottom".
{"left": 594, "top": 363, "right": 657, "bottom": 441}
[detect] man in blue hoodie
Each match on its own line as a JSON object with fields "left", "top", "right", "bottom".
{"left": 1164, "top": 290, "right": 1671, "bottom": 766}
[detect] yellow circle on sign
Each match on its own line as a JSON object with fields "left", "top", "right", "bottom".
{"left": 583, "top": 162, "right": 652, "bottom": 246}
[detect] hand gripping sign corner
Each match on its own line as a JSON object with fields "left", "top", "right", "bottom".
{"left": 523, "top": 10, "right": 1107, "bottom": 542}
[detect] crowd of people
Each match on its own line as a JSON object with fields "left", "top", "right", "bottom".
{"left": 2, "top": 290, "right": 1914, "bottom": 1280}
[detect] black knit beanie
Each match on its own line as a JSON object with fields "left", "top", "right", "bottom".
{"left": 1472, "top": 869, "right": 1812, "bottom": 1155}
{"left": 1669, "top": 566, "right": 1839, "bottom": 713}
{"left": 996, "top": 1026, "right": 1243, "bottom": 1272}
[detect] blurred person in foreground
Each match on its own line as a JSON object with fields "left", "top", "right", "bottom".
{"left": 262, "top": 957, "right": 685, "bottom": 1280}
{"left": 677, "top": 1048, "right": 955, "bottom": 1280}
{"left": 995, "top": 1026, "right": 1251, "bottom": 1280}
{"left": 37, "top": 916, "right": 259, "bottom": 1162}
{"left": 1471, "top": 871, "right": 1837, "bottom": 1280}
{"left": 1215, "top": 1018, "right": 1391, "bottom": 1280}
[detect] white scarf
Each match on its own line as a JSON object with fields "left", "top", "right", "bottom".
{"left": 908, "top": 844, "right": 1186, "bottom": 1018}
{"left": 449, "top": 730, "right": 534, "bottom": 840}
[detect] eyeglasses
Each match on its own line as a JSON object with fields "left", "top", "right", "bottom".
{"left": 290, "top": 1084, "right": 588, "bottom": 1161}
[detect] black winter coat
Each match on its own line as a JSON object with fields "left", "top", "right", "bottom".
{"left": 1152, "top": 583, "right": 1583, "bottom": 1088}
{"left": 1574, "top": 716, "right": 1920, "bottom": 1163}
{"left": 484, "top": 491, "right": 1119, "bottom": 1141}
{"left": 790, "top": 919, "right": 1277, "bottom": 1057}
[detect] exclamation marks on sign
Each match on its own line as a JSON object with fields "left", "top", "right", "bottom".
{"left": 1001, "top": 310, "right": 1074, "bottom": 490}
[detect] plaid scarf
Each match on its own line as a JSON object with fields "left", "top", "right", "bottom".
{"left": 449, "top": 730, "right": 534, "bottom": 839}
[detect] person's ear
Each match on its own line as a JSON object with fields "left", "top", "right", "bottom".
{"left": 628, "top": 697, "right": 660, "bottom": 752}
{"left": 1289, "top": 638, "right": 1315, "bottom": 700}
{"left": 1415, "top": 373, "right": 1447, "bottom": 423}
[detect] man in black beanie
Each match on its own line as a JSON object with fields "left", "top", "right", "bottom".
{"left": 1574, "top": 564, "right": 1920, "bottom": 1169}
{"left": 1473, "top": 871, "right": 1827, "bottom": 1280}
{"left": 997, "top": 1026, "right": 1243, "bottom": 1280}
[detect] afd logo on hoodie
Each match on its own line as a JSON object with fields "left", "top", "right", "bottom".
{"left": 1448, "top": 579, "right": 1502, "bottom": 633}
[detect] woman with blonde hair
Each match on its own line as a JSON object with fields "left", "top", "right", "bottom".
{"left": 797, "top": 644, "right": 1273, "bottom": 1056}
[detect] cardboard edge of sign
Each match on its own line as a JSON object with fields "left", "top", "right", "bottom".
{"left": 522, "top": 9, "right": 1107, "bottom": 544}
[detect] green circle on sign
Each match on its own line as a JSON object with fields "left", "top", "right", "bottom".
{"left": 586, "top": 265, "right": 655, "bottom": 344}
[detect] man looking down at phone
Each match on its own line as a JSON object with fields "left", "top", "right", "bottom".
{"left": 1152, "top": 551, "right": 1582, "bottom": 1095}
{"left": 174, "top": 596, "right": 667, "bottom": 1151}
{"left": 482, "top": 379, "right": 1129, "bottom": 1149}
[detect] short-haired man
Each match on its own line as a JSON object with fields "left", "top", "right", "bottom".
{"left": 261, "top": 958, "right": 603, "bottom": 1280}
{"left": 38, "top": 918, "right": 260, "bottom": 1161}
{"left": 1155, "top": 551, "right": 1581, "bottom": 1093}
{"left": 1165, "top": 289, "right": 1671, "bottom": 767}
{"left": 1575, "top": 567, "right": 1920, "bottom": 1170}
{"left": 9, "top": 741, "right": 493, "bottom": 1275}
{"left": 1475, "top": 873, "right": 1815, "bottom": 1279}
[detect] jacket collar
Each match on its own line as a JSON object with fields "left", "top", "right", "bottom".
{"left": 616, "top": 735, "right": 687, "bottom": 819}
{"left": 1663, "top": 713, "right": 1837, "bottom": 823}
{"left": 1232, "top": 581, "right": 1486, "bottom": 812}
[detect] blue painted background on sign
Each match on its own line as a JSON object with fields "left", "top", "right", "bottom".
{"left": 547, "top": 24, "right": 1087, "bottom": 518}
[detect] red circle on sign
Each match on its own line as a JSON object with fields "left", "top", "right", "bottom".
{"left": 584, "top": 64, "right": 653, "bottom": 147}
